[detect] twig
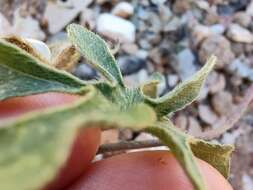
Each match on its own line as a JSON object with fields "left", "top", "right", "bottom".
{"left": 199, "top": 84, "right": 253, "bottom": 140}
{"left": 97, "top": 139, "right": 163, "bottom": 154}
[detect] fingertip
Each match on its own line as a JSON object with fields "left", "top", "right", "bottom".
{"left": 44, "top": 127, "right": 101, "bottom": 190}
{"left": 68, "top": 151, "right": 233, "bottom": 190}
{"left": 0, "top": 93, "right": 102, "bottom": 190}
{"left": 197, "top": 158, "right": 233, "bottom": 190}
{"left": 0, "top": 93, "right": 78, "bottom": 119}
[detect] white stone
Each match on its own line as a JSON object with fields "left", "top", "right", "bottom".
{"left": 194, "top": 0, "right": 210, "bottom": 10}
{"left": 12, "top": 9, "right": 45, "bottom": 40}
{"left": 45, "top": 0, "right": 93, "bottom": 34}
{"left": 210, "top": 24, "right": 225, "bottom": 35}
{"left": 246, "top": 1, "right": 253, "bottom": 17}
{"left": 112, "top": 2, "right": 134, "bottom": 18}
{"left": 135, "top": 133, "right": 157, "bottom": 141}
{"left": 151, "top": 0, "right": 167, "bottom": 5}
{"left": 242, "top": 174, "right": 253, "bottom": 190}
{"left": 227, "top": 24, "right": 253, "bottom": 43}
{"left": 197, "top": 85, "right": 209, "bottom": 101}
{"left": 188, "top": 117, "right": 202, "bottom": 136}
{"left": 81, "top": 8, "right": 97, "bottom": 30}
{"left": 96, "top": 0, "right": 110, "bottom": 4}
{"left": 228, "top": 58, "right": 253, "bottom": 81}
{"left": 176, "top": 48, "right": 197, "bottom": 80}
{"left": 221, "top": 129, "right": 242, "bottom": 144}
{"left": 138, "top": 69, "right": 149, "bottom": 84}
{"left": 121, "top": 43, "right": 138, "bottom": 54}
{"left": 206, "top": 72, "right": 226, "bottom": 94}
{"left": 233, "top": 12, "right": 251, "bottom": 28}
{"left": 167, "top": 74, "right": 179, "bottom": 87}
{"left": 198, "top": 104, "right": 218, "bottom": 125}
{"left": 198, "top": 35, "right": 235, "bottom": 68}
{"left": 157, "top": 76, "right": 166, "bottom": 96}
{"left": 96, "top": 13, "right": 136, "bottom": 43}
{"left": 132, "top": 133, "right": 167, "bottom": 152}
{"left": 25, "top": 38, "right": 51, "bottom": 61}
{"left": 136, "top": 50, "right": 148, "bottom": 59}
{"left": 163, "top": 16, "right": 181, "bottom": 32}
{"left": 0, "top": 13, "right": 12, "bottom": 36}
{"left": 191, "top": 24, "right": 212, "bottom": 46}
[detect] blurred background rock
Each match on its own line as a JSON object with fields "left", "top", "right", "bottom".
{"left": 0, "top": 0, "right": 252, "bottom": 189}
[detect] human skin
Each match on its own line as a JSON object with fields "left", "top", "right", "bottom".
{"left": 68, "top": 151, "right": 233, "bottom": 190}
{"left": 0, "top": 94, "right": 233, "bottom": 190}
{"left": 0, "top": 93, "right": 101, "bottom": 190}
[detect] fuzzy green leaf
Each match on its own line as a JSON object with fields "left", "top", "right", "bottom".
{"left": 3, "top": 36, "right": 50, "bottom": 64}
{"left": 0, "top": 87, "right": 156, "bottom": 190}
{"left": 146, "top": 119, "right": 234, "bottom": 190}
{"left": 146, "top": 121, "right": 206, "bottom": 190}
{"left": 144, "top": 56, "right": 216, "bottom": 117}
{"left": 142, "top": 72, "right": 164, "bottom": 98}
{"left": 94, "top": 81, "right": 145, "bottom": 110}
{"left": 189, "top": 139, "right": 234, "bottom": 178}
{"left": 0, "top": 40, "right": 87, "bottom": 100}
{"left": 67, "top": 24, "right": 124, "bottom": 87}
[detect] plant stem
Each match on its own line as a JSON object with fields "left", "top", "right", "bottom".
{"left": 97, "top": 139, "right": 164, "bottom": 154}
{"left": 98, "top": 84, "right": 253, "bottom": 155}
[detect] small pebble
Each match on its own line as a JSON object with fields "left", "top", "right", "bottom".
{"left": 233, "top": 12, "right": 251, "bottom": 28}
{"left": 228, "top": 58, "right": 253, "bottom": 81}
{"left": 246, "top": 1, "right": 253, "bottom": 16}
{"left": 227, "top": 24, "right": 253, "bottom": 44}
{"left": 0, "top": 13, "right": 12, "bottom": 36}
{"left": 211, "top": 91, "right": 234, "bottom": 116}
{"left": 191, "top": 24, "right": 212, "bottom": 47}
{"left": 242, "top": 174, "right": 253, "bottom": 190}
{"left": 167, "top": 74, "right": 179, "bottom": 88}
{"left": 47, "top": 32, "right": 68, "bottom": 44}
{"left": 117, "top": 56, "right": 146, "bottom": 76}
{"left": 97, "top": 13, "right": 136, "bottom": 43}
{"left": 198, "top": 35, "right": 235, "bottom": 68}
{"left": 198, "top": 104, "right": 218, "bottom": 125}
{"left": 73, "top": 63, "right": 97, "bottom": 80}
{"left": 175, "top": 114, "right": 188, "bottom": 130}
{"left": 112, "top": 2, "right": 134, "bottom": 18}
{"left": 210, "top": 24, "right": 226, "bottom": 35}
{"left": 176, "top": 48, "right": 197, "bottom": 80}
{"left": 217, "top": 4, "right": 235, "bottom": 16}
{"left": 188, "top": 116, "right": 202, "bottom": 136}
{"left": 206, "top": 72, "right": 226, "bottom": 94}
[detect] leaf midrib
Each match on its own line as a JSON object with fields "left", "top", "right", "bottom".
{"left": 0, "top": 64, "right": 84, "bottom": 90}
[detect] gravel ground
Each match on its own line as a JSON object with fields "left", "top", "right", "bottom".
{"left": 0, "top": 0, "right": 252, "bottom": 189}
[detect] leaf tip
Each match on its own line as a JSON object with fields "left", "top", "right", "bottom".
{"left": 204, "top": 55, "right": 217, "bottom": 73}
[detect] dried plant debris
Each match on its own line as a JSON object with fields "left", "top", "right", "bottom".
{"left": 52, "top": 45, "right": 80, "bottom": 71}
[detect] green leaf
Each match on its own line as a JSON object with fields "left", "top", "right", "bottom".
{"left": 146, "top": 119, "right": 234, "bottom": 190}
{"left": 3, "top": 36, "right": 50, "bottom": 65}
{"left": 146, "top": 121, "right": 206, "bottom": 190}
{"left": 0, "top": 40, "right": 87, "bottom": 101}
{"left": 141, "top": 72, "right": 164, "bottom": 98}
{"left": 189, "top": 139, "right": 234, "bottom": 178}
{"left": 67, "top": 24, "right": 125, "bottom": 87}
{"left": 144, "top": 56, "right": 217, "bottom": 117}
{"left": 96, "top": 83, "right": 144, "bottom": 110}
{"left": 0, "top": 87, "right": 156, "bottom": 190}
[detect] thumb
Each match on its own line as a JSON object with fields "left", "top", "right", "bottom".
{"left": 0, "top": 93, "right": 101, "bottom": 190}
